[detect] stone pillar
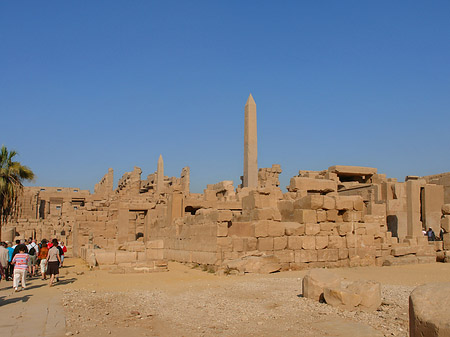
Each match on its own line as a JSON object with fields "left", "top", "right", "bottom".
{"left": 422, "top": 184, "right": 444, "bottom": 236}
{"left": 157, "top": 154, "right": 164, "bottom": 194}
{"left": 181, "top": 166, "right": 190, "bottom": 194}
{"left": 406, "top": 179, "right": 422, "bottom": 238}
{"left": 244, "top": 94, "right": 258, "bottom": 188}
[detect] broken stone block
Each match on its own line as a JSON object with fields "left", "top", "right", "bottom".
{"left": 323, "top": 287, "right": 361, "bottom": 310}
{"left": 346, "top": 280, "right": 381, "bottom": 311}
{"left": 409, "top": 283, "right": 450, "bottom": 337}
{"left": 302, "top": 269, "right": 341, "bottom": 301}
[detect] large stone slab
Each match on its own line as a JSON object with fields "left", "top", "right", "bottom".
{"left": 410, "top": 283, "right": 450, "bottom": 337}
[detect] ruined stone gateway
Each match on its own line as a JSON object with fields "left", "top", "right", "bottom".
{"left": 4, "top": 95, "right": 450, "bottom": 273}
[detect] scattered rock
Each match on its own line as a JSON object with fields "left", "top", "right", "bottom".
{"left": 324, "top": 287, "right": 361, "bottom": 310}
{"left": 302, "top": 269, "right": 341, "bottom": 301}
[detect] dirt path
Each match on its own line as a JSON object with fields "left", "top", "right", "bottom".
{"left": 2, "top": 260, "right": 450, "bottom": 337}
{"left": 0, "top": 274, "right": 66, "bottom": 337}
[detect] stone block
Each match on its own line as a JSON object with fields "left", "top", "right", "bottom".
{"left": 442, "top": 204, "right": 450, "bottom": 215}
{"left": 328, "top": 235, "right": 345, "bottom": 249}
{"left": 444, "top": 233, "right": 450, "bottom": 250}
{"left": 267, "top": 221, "right": 285, "bottom": 237}
{"left": 409, "top": 283, "right": 450, "bottom": 337}
{"left": 324, "top": 287, "right": 361, "bottom": 310}
{"left": 245, "top": 237, "right": 258, "bottom": 251}
{"left": 232, "top": 237, "right": 245, "bottom": 252}
{"left": 254, "top": 220, "right": 269, "bottom": 237}
{"left": 323, "top": 196, "right": 336, "bottom": 210}
{"left": 316, "top": 209, "right": 326, "bottom": 223}
{"left": 392, "top": 246, "right": 419, "bottom": 256}
{"left": 337, "top": 222, "right": 353, "bottom": 235}
{"left": 320, "top": 222, "right": 334, "bottom": 232}
{"left": 338, "top": 248, "right": 349, "bottom": 260}
{"left": 343, "top": 211, "right": 362, "bottom": 222}
{"left": 302, "top": 268, "right": 341, "bottom": 301}
{"left": 283, "top": 222, "right": 305, "bottom": 236}
{"left": 434, "top": 241, "right": 444, "bottom": 251}
{"left": 294, "top": 195, "right": 324, "bottom": 210}
{"left": 302, "top": 236, "right": 316, "bottom": 250}
{"left": 257, "top": 237, "right": 274, "bottom": 251}
{"left": 315, "top": 236, "right": 328, "bottom": 249}
{"left": 382, "top": 255, "right": 418, "bottom": 266}
{"left": 217, "top": 210, "right": 233, "bottom": 222}
{"left": 287, "top": 236, "right": 303, "bottom": 250}
{"left": 335, "top": 197, "right": 354, "bottom": 210}
{"left": 115, "top": 251, "right": 137, "bottom": 264}
{"left": 250, "top": 208, "right": 282, "bottom": 221}
{"left": 441, "top": 216, "right": 450, "bottom": 233}
{"left": 295, "top": 249, "right": 318, "bottom": 263}
{"left": 273, "top": 236, "right": 287, "bottom": 250}
{"left": 145, "top": 240, "right": 164, "bottom": 249}
{"left": 305, "top": 223, "right": 320, "bottom": 235}
{"left": 346, "top": 280, "right": 381, "bottom": 311}
{"left": 317, "top": 249, "right": 338, "bottom": 262}
{"left": 278, "top": 200, "right": 294, "bottom": 221}
{"left": 94, "top": 250, "right": 116, "bottom": 265}
{"left": 293, "top": 209, "right": 317, "bottom": 224}
{"left": 289, "top": 177, "right": 337, "bottom": 193}
{"left": 326, "top": 209, "right": 339, "bottom": 222}
{"left": 217, "top": 237, "right": 233, "bottom": 252}
{"left": 274, "top": 250, "right": 294, "bottom": 263}
{"left": 217, "top": 222, "right": 228, "bottom": 237}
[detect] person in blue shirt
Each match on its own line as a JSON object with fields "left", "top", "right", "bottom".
{"left": 7, "top": 242, "right": 14, "bottom": 281}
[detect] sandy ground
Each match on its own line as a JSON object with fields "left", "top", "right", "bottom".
{"left": 1, "top": 259, "right": 450, "bottom": 337}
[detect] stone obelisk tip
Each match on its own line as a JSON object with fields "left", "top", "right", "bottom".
{"left": 246, "top": 93, "right": 256, "bottom": 106}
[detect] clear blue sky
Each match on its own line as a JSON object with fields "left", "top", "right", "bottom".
{"left": 1, "top": 1, "right": 449, "bottom": 193}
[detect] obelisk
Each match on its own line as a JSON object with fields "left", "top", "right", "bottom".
{"left": 156, "top": 154, "right": 164, "bottom": 193}
{"left": 244, "top": 93, "right": 258, "bottom": 188}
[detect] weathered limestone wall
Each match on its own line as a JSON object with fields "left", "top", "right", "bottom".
{"left": 424, "top": 172, "right": 450, "bottom": 204}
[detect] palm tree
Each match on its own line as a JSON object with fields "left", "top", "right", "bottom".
{"left": 0, "top": 145, "right": 35, "bottom": 241}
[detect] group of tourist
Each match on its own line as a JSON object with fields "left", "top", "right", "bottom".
{"left": 0, "top": 238, "right": 67, "bottom": 291}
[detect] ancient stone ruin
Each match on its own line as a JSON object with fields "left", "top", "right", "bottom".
{"left": 3, "top": 94, "right": 450, "bottom": 273}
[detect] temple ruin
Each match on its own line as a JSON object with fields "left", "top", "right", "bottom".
{"left": 3, "top": 94, "right": 450, "bottom": 273}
